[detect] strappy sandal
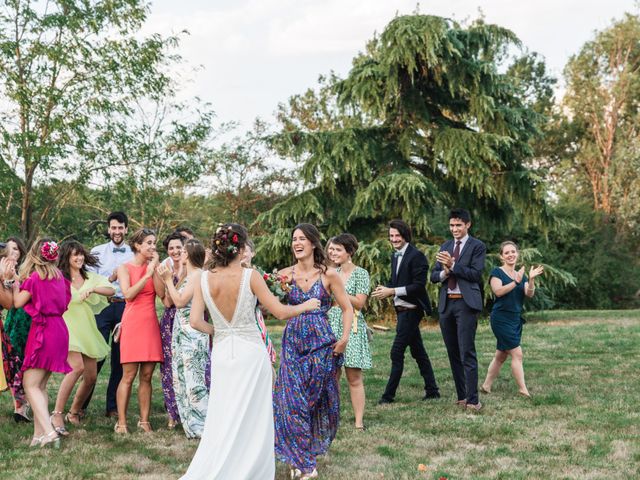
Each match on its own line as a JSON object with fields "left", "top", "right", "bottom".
{"left": 40, "top": 430, "right": 61, "bottom": 449}
{"left": 66, "top": 411, "right": 81, "bottom": 426}
{"left": 290, "top": 467, "right": 302, "bottom": 479}
{"left": 300, "top": 469, "right": 318, "bottom": 479}
{"left": 355, "top": 424, "right": 367, "bottom": 431}
{"left": 114, "top": 423, "right": 129, "bottom": 434}
{"left": 137, "top": 420, "right": 152, "bottom": 433}
{"left": 50, "top": 411, "right": 69, "bottom": 436}
{"left": 29, "top": 435, "right": 43, "bottom": 447}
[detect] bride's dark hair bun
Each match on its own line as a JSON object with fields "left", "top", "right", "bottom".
{"left": 208, "top": 223, "right": 248, "bottom": 268}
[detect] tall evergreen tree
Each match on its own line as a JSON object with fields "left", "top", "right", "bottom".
{"left": 257, "top": 15, "right": 548, "bottom": 270}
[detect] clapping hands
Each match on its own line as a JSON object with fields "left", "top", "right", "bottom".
{"left": 156, "top": 263, "right": 173, "bottom": 282}
{"left": 80, "top": 289, "right": 94, "bottom": 301}
{"left": 514, "top": 266, "right": 525, "bottom": 284}
{"left": 0, "top": 257, "right": 17, "bottom": 281}
{"left": 529, "top": 265, "right": 544, "bottom": 279}
{"left": 146, "top": 252, "right": 160, "bottom": 277}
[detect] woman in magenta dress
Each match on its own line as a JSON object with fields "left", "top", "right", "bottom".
{"left": 12, "top": 239, "right": 72, "bottom": 448}
{"left": 114, "top": 228, "right": 165, "bottom": 434}
{"left": 274, "top": 223, "right": 354, "bottom": 479}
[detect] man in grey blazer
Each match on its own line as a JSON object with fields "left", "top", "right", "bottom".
{"left": 430, "top": 208, "right": 486, "bottom": 411}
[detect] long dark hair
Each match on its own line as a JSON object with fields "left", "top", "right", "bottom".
{"left": 292, "top": 223, "right": 327, "bottom": 273}
{"left": 59, "top": 240, "right": 100, "bottom": 280}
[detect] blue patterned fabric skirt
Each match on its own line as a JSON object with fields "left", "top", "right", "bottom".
{"left": 273, "top": 309, "right": 343, "bottom": 474}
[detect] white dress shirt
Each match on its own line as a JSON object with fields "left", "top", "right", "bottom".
{"left": 89, "top": 241, "right": 134, "bottom": 299}
{"left": 440, "top": 234, "right": 469, "bottom": 294}
{"left": 393, "top": 243, "right": 416, "bottom": 309}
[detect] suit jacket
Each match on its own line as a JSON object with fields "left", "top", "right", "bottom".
{"left": 387, "top": 243, "right": 432, "bottom": 316}
{"left": 430, "top": 236, "right": 486, "bottom": 313}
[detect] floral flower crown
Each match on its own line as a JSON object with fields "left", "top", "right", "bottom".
{"left": 41, "top": 241, "right": 59, "bottom": 262}
{"left": 214, "top": 224, "right": 240, "bottom": 255}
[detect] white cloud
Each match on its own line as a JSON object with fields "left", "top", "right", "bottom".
{"left": 143, "top": 0, "right": 636, "bottom": 127}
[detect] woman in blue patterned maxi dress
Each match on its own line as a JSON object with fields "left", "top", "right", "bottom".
{"left": 274, "top": 223, "right": 354, "bottom": 479}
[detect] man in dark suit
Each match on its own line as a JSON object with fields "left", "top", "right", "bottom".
{"left": 431, "top": 208, "right": 486, "bottom": 411}
{"left": 372, "top": 219, "right": 440, "bottom": 404}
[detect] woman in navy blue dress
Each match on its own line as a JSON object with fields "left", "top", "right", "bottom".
{"left": 481, "top": 241, "right": 543, "bottom": 398}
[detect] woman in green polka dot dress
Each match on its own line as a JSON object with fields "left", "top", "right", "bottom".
{"left": 327, "top": 233, "right": 372, "bottom": 430}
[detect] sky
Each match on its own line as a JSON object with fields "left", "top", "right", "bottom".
{"left": 144, "top": 0, "right": 635, "bottom": 129}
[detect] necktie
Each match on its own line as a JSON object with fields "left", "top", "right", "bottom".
{"left": 447, "top": 240, "right": 462, "bottom": 290}
{"left": 112, "top": 247, "right": 126, "bottom": 253}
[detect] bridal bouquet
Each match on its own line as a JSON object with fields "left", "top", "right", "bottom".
{"left": 261, "top": 269, "right": 292, "bottom": 302}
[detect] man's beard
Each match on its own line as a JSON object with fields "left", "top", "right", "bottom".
{"left": 110, "top": 234, "right": 124, "bottom": 246}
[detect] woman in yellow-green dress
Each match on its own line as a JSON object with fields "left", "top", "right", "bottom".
{"left": 51, "top": 241, "right": 114, "bottom": 435}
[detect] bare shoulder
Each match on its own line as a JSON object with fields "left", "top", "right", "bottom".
{"left": 324, "top": 268, "right": 340, "bottom": 281}
{"left": 278, "top": 266, "right": 294, "bottom": 278}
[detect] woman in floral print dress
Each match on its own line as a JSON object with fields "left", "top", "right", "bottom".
{"left": 158, "top": 239, "right": 210, "bottom": 438}
{"left": 274, "top": 224, "right": 354, "bottom": 479}
{"left": 159, "top": 232, "right": 184, "bottom": 429}
{"left": 327, "top": 233, "right": 372, "bottom": 431}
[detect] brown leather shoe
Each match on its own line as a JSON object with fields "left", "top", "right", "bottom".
{"left": 466, "top": 402, "right": 482, "bottom": 412}
{"left": 455, "top": 399, "right": 467, "bottom": 407}
{"left": 105, "top": 410, "right": 118, "bottom": 418}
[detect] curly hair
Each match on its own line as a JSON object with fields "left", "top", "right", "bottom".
{"left": 58, "top": 240, "right": 100, "bottom": 281}
{"left": 19, "top": 237, "right": 62, "bottom": 281}
{"left": 292, "top": 223, "right": 327, "bottom": 273}
{"left": 206, "top": 223, "right": 248, "bottom": 269}
{"left": 163, "top": 231, "right": 185, "bottom": 251}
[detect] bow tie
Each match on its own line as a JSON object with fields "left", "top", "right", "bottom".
{"left": 112, "top": 247, "right": 126, "bottom": 253}
{"left": 394, "top": 251, "right": 403, "bottom": 258}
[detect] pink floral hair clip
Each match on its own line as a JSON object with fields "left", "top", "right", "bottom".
{"left": 41, "top": 241, "right": 59, "bottom": 262}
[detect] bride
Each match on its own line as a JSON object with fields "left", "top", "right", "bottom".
{"left": 181, "top": 224, "right": 320, "bottom": 480}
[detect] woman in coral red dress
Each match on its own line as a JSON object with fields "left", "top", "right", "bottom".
{"left": 114, "top": 228, "right": 165, "bottom": 434}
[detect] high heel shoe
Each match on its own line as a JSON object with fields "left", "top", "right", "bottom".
{"left": 65, "top": 412, "right": 81, "bottom": 426}
{"left": 137, "top": 420, "right": 152, "bottom": 433}
{"left": 40, "top": 430, "right": 61, "bottom": 449}
{"left": 50, "top": 411, "right": 69, "bottom": 436}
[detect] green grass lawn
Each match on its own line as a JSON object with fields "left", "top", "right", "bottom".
{"left": 1, "top": 311, "right": 639, "bottom": 479}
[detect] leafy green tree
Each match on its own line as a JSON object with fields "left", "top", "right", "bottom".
{"left": 0, "top": 0, "right": 187, "bottom": 240}
{"left": 562, "top": 13, "right": 640, "bottom": 239}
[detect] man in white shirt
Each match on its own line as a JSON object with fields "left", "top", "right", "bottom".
{"left": 82, "top": 211, "right": 134, "bottom": 417}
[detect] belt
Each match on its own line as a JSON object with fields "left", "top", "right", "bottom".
{"left": 108, "top": 297, "right": 126, "bottom": 303}
{"left": 447, "top": 294, "right": 463, "bottom": 299}
{"left": 395, "top": 306, "right": 417, "bottom": 312}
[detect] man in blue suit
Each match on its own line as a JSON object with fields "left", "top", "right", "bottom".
{"left": 373, "top": 219, "right": 440, "bottom": 404}
{"left": 431, "top": 208, "right": 486, "bottom": 411}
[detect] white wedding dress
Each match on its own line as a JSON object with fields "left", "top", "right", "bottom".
{"left": 180, "top": 268, "right": 275, "bottom": 480}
